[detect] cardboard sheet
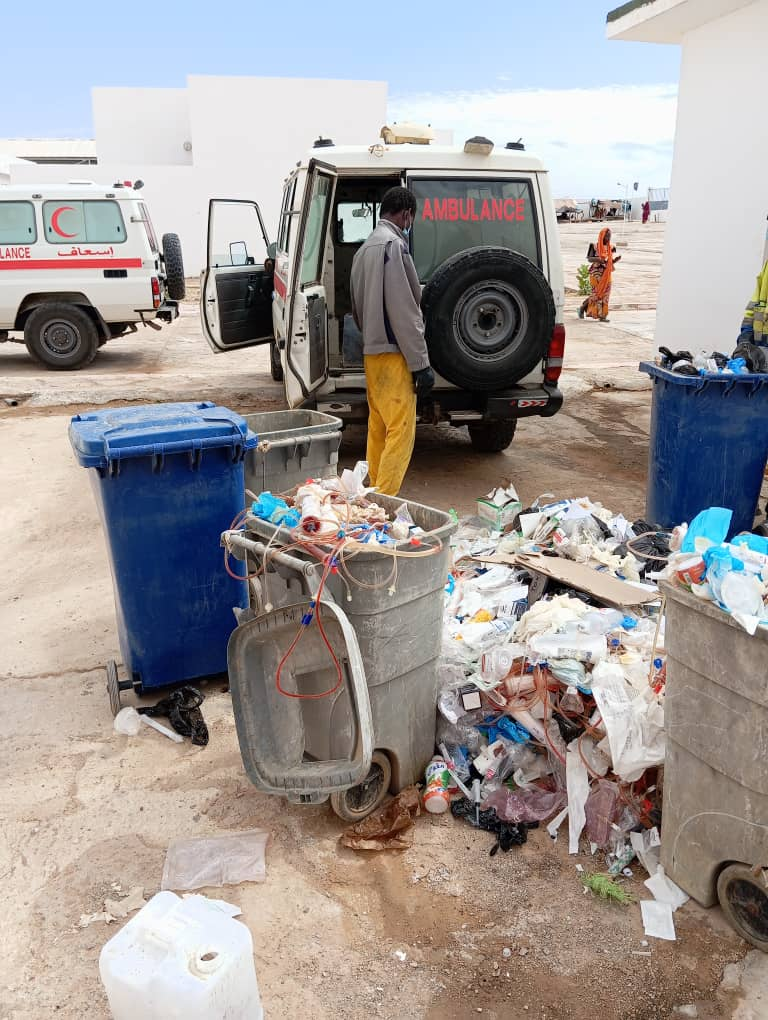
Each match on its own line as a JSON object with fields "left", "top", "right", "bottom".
{"left": 479, "top": 552, "right": 658, "bottom": 608}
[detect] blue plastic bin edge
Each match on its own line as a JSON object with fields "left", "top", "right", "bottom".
{"left": 639, "top": 361, "right": 768, "bottom": 389}
{"left": 69, "top": 402, "right": 258, "bottom": 469}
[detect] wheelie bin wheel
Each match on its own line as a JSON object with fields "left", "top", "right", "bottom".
{"left": 330, "top": 751, "right": 392, "bottom": 823}
{"left": 106, "top": 660, "right": 133, "bottom": 717}
{"left": 717, "top": 863, "right": 768, "bottom": 952}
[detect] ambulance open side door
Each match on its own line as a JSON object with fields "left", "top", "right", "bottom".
{"left": 282, "top": 161, "right": 337, "bottom": 408}
{"left": 201, "top": 199, "right": 275, "bottom": 352}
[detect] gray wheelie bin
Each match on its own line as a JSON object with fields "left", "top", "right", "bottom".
{"left": 224, "top": 494, "right": 456, "bottom": 822}
{"left": 660, "top": 581, "right": 768, "bottom": 951}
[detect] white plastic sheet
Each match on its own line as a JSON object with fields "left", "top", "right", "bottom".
{"left": 644, "top": 866, "right": 689, "bottom": 911}
{"left": 566, "top": 739, "right": 590, "bottom": 855}
{"left": 640, "top": 899, "right": 676, "bottom": 941}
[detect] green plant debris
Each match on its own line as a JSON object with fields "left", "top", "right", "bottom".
{"left": 577, "top": 263, "right": 591, "bottom": 296}
{"left": 581, "top": 872, "right": 635, "bottom": 905}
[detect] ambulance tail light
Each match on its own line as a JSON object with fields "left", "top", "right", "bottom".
{"left": 544, "top": 324, "right": 565, "bottom": 384}
{"left": 151, "top": 276, "right": 161, "bottom": 308}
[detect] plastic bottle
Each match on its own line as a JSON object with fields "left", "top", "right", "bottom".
{"left": 423, "top": 756, "right": 451, "bottom": 813}
{"left": 100, "top": 891, "right": 263, "bottom": 1020}
{"left": 578, "top": 608, "right": 624, "bottom": 635}
{"left": 480, "top": 645, "right": 519, "bottom": 682}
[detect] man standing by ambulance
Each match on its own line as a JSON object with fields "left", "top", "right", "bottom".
{"left": 351, "top": 186, "right": 434, "bottom": 496}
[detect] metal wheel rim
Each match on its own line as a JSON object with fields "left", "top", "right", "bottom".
{"left": 727, "top": 877, "right": 768, "bottom": 943}
{"left": 453, "top": 280, "right": 528, "bottom": 360}
{"left": 40, "top": 319, "right": 82, "bottom": 358}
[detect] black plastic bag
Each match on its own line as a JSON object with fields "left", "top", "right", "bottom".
{"left": 138, "top": 686, "right": 209, "bottom": 746}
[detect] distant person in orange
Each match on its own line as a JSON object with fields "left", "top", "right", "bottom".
{"left": 578, "top": 227, "right": 621, "bottom": 323}
{"left": 642, "top": 200, "right": 651, "bottom": 224}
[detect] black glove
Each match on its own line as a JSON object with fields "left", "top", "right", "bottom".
{"left": 413, "top": 366, "right": 435, "bottom": 397}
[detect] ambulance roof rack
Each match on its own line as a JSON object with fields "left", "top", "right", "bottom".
{"left": 380, "top": 123, "right": 434, "bottom": 145}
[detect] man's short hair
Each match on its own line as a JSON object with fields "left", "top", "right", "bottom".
{"left": 380, "top": 186, "right": 417, "bottom": 218}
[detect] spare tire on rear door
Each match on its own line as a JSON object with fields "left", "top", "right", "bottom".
{"left": 421, "top": 246, "right": 555, "bottom": 392}
{"left": 161, "top": 232, "right": 186, "bottom": 301}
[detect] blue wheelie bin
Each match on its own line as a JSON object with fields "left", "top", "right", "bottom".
{"left": 640, "top": 362, "right": 768, "bottom": 535}
{"left": 69, "top": 402, "right": 256, "bottom": 712}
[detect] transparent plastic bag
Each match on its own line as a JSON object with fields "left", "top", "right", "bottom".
{"left": 483, "top": 785, "right": 567, "bottom": 824}
{"left": 436, "top": 712, "right": 486, "bottom": 755}
{"left": 161, "top": 830, "right": 270, "bottom": 891}
{"left": 584, "top": 779, "right": 622, "bottom": 848}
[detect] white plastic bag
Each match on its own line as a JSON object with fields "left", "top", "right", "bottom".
{"left": 592, "top": 676, "right": 665, "bottom": 783}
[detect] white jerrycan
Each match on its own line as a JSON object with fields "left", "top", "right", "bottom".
{"left": 99, "top": 891, "right": 263, "bottom": 1019}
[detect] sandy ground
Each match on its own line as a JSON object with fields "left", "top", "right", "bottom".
{"left": 0, "top": 222, "right": 762, "bottom": 1019}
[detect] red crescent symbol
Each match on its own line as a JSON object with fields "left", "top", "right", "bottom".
{"left": 51, "top": 206, "right": 77, "bottom": 238}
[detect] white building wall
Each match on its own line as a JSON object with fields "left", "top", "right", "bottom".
{"left": 655, "top": 0, "right": 768, "bottom": 353}
{"left": 93, "top": 88, "right": 193, "bottom": 166}
{"left": 13, "top": 76, "right": 387, "bottom": 273}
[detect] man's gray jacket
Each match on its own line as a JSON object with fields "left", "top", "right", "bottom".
{"left": 350, "top": 218, "right": 430, "bottom": 372}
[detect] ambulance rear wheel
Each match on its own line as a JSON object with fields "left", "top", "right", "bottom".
{"left": 468, "top": 420, "right": 517, "bottom": 452}
{"left": 330, "top": 751, "right": 392, "bottom": 823}
{"left": 161, "top": 233, "right": 186, "bottom": 300}
{"left": 24, "top": 303, "right": 98, "bottom": 370}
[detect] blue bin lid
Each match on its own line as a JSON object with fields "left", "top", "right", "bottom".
{"left": 639, "top": 361, "right": 768, "bottom": 387}
{"left": 69, "top": 401, "right": 258, "bottom": 469}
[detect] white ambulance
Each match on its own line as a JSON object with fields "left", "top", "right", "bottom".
{"left": 201, "top": 130, "right": 565, "bottom": 452}
{"left": 0, "top": 181, "right": 184, "bottom": 369}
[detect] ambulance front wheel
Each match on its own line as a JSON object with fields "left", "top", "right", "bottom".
{"left": 270, "top": 341, "right": 284, "bottom": 382}
{"left": 24, "top": 302, "right": 99, "bottom": 370}
{"left": 330, "top": 751, "right": 392, "bottom": 823}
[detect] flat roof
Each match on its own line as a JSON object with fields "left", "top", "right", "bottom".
{"left": 607, "top": 0, "right": 756, "bottom": 43}
{"left": 299, "top": 144, "right": 544, "bottom": 174}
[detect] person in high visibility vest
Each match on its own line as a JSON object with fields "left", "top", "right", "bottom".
{"left": 738, "top": 260, "right": 768, "bottom": 346}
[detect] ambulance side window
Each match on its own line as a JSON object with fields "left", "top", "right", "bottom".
{"left": 42, "top": 200, "right": 127, "bottom": 245}
{"left": 277, "top": 179, "right": 296, "bottom": 255}
{"left": 0, "top": 202, "right": 37, "bottom": 244}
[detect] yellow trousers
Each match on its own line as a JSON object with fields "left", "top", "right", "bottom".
{"left": 364, "top": 352, "right": 416, "bottom": 496}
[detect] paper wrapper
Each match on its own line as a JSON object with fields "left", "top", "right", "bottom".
{"left": 340, "top": 786, "right": 421, "bottom": 851}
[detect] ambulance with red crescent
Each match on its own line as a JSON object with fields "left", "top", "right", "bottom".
{"left": 201, "top": 128, "right": 565, "bottom": 452}
{"left": 0, "top": 181, "right": 184, "bottom": 369}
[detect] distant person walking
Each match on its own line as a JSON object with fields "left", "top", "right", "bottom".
{"left": 642, "top": 200, "right": 651, "bottom": 224}
{"left": 578, "top": 227, "right": 621, "bottom": 323}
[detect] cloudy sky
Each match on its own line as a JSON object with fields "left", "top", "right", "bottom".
{"left": 390, "top": 83, "right": 678, "bottom": 197}
{"left": 2, "top": 0, "right": 680, "bottom": 197}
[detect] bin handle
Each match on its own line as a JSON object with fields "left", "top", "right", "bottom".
{"left": 102, "top": 434, "right": 242, "bottom": 463}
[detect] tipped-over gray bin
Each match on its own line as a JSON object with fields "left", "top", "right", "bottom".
{"left": 661, "top": 581, "right": 768, "bottom": 950}
{"left": 227, "top": 493, "right": 456, "bottom": 821}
